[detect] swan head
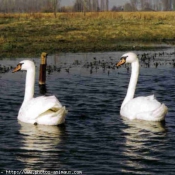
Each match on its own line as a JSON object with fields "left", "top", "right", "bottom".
{"left": 12, "top": 60, "right": 35, "bottom": 73}
{"left": 116, "top": 52, "right": 138, "bottom": 67}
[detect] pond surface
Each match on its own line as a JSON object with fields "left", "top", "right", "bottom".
{"left": 1, "top": 48, "right": 175, "bottom": 174}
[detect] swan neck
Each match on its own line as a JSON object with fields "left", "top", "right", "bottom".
{"left": 23, "top": 68, "right": 35, "bottom": 103}
{"left": 121, "top": 60, "right": 139, "bottom": 109}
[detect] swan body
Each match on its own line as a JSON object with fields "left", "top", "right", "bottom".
{"left": 117, "top": 52, "right": 168, "bottom": 121}
{"left": 13, "top": 60, "right": 67, "bottom": 125}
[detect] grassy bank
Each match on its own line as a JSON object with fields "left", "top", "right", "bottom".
{"left": 0, "top": 12, "right": 175, "bottom": 57}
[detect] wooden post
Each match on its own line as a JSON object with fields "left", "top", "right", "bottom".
{"left": 39, "top": 52, "right": 47, "bottom": 85}
{"left": 39, "top": 83, "right": 47, "bottom": 95}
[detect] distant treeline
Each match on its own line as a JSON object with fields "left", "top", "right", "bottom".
{"left": 0, "top": 0, "right": 174, "bottom": 13}
{"left": 0, "top": 0, "right": 109, "bottom": 13}
{"left": 0, "top": 0, "right": 60, "bottom": 13}
{"left": 122, "top": 0, "right": 175, "bottom": 11}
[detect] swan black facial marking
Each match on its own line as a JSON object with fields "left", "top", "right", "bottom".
{"left": 120, "top": 56, "right": 128, "bottom": 61}
{"left": 12, "top": 63, "right": 24, "bottom": 73}
{"left": 16, "top": 63, "right": 24, "bottom": 70}
{"left": 116, "top": 57, "right": 127, "bottom": 67}
{"left": 18, "top": 63, "right": 24, "bottom": 67}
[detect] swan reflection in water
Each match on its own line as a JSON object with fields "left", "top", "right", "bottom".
{"left": 122, "top": 117, "right": 166, "bottom": 133}
{"left": 120, "top": 118, "right": 167, "bottom": 174}
{"left": 17, "top": 122, "right": 67, "bottom": 170}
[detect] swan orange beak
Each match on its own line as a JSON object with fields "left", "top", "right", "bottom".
{"left": 116, "top": 58, "right": 126, "bottom": 67}
{"left": 12, "top": 64, "right": 22, "bottom": 73}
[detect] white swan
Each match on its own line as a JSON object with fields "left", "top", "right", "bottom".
{"left": 13, "top": 60, "right": 67, "bottom": 125}
{"left": 116, "top": 52, "right": 168, "bottom": 121}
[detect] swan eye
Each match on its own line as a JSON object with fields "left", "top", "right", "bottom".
{"left": 12, "top": 63, "right": 24, "bottom": 73}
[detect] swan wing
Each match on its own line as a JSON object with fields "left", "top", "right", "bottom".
{"left": 135, "top": 103, "right": 168, "bottom": 121}
{"left": 19, "top": 95, "right": 63, "bottom": 121}
{"left": 121, "top": 95, "right": 167, "bottom": 121}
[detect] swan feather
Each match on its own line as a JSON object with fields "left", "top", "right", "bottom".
{"left": 13, "top": 60, "right": 67, "bottom": 125}
{"left": 19, "top": 95, "right": 62, "bottom": 119}
{"left": 121, "top": 95, "right": 167, "bottom": 121}
{"left": 117, "top": 52, "right": 168, "bottom": 121}
{"left": 18, "top": 95, "right": 67, "bottom": 125}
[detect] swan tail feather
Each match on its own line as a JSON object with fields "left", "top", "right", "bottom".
{"left": 152, "top": 103, "right": 168, "bottom": 120}
{"left": 34, "top": 106, "right": 67, "bottom": 125}
{"left": 54, "top": 106, "right": 67, "bottom": 125}
{"left": 57, "top": 106, "right": 67, "bottom": 115}
{"left": 136, "top": 103, "right": 168, "bottom": 121}
{"left": 146, "top": 95, "right": 155, "bottom": 100}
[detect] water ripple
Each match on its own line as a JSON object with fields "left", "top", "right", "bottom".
{"left": 1, "top": 50, "right": 175, "bottom": 174}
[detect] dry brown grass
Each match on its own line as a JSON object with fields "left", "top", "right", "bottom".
{"left": 0, "top": 11, "right": 175, "bottom": 57}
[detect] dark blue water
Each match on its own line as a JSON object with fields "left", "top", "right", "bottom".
{"left": 1, "top": 49, "right": 175, "bottom": 174}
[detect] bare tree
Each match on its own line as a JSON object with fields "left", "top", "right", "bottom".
{"left": 161, "top": 0, "right": 171, "bottom": 10}
{"left": 73, "top": 0, "right": 83, "bottom": 12}
{"left": 52, "top": 0, "right": 57, "bottom": 17}
{"left": 100, "top": 0, "right": 108, "bottom": 11}
{"left": 2, "top": 0, "right": 175, "bottom": 13}
{"left": 124, "top": 2, "right": 133, "bottom": 11}
{"left": 83, "top": 0, "right": 87, "bottom": 15}
{"left": 100, "top": 0, "right": 105, "bottom": 11}
{"left": 139, "top": 0, "right": 153, "bottom": 10}
{"left": 92, "top": 0, "right": 99, "bottom": 12}
{"left": 106, "top": 0, "right": 109, "bottom": 11}
{"left": 130, "top": 0, "right": 138, "bottom": 10}
{"left": 140, "top": 0, "right": 145, "bottom": 10}
{"left": 86, "top": 0, "right": 92, "bottom": 11}
{"left": 172, "top": 0, "right": 175, "bottom": 10}
{"left": 2, "top": 0, "right": 9, "bottom": 13}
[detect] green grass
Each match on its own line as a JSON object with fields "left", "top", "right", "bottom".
{"left": 1, "top": 12, "right": 175, "bottom": 57}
